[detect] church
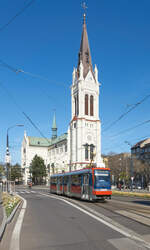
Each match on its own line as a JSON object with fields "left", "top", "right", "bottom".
{"left": 21, "top": 13, "right": 105, "bottom": 185}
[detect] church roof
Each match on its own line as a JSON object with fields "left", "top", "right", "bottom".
{"left": 50, "top": 133, "right": 67, "bottom": 146}
{"left": 28, "top": 133, "right": 67, "bottom": 147}
{"left": 77, "top": 14, "right": 94, "bottom": 79}
{"left": 28, "top": 137, "right": 51, "bottom": 147}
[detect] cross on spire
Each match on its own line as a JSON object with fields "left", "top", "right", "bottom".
{"left": 77, "top": 2, "right": 95, "bottom": 80}
{"left": 81, "top": 2, "right": 88, "bottom": 23}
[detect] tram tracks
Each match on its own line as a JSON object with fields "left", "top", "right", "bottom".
{"left": 62, "top": 195, "right": 150, "bottom": 229}
{"left": 92, "top": 198, "right": 150, "bottom": 227}
{"left": 48, "top": 192, "right": 150, "bottom": 229}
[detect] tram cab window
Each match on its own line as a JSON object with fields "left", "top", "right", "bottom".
{"left": 94, "top": 170, "right": 110, "bottom": 187}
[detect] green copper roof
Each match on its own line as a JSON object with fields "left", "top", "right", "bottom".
{"left": 28, "top": 133, "right": 67, "bottom": 147}
{"left": 28, "top": 137, "right": 51, "bottom": 147}
{"left": 50, "top": 133, "right": 67, "bottom": 146}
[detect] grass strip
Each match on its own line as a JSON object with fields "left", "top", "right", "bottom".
{"left": 112, "top": 190, "right": 150, "bottom": 199}
{"left": 2, "top": 192, "right": 21, "bottom": 217}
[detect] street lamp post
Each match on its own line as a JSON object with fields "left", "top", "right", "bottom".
{"left": 5, "top": 124, "right": 24, "bottom": 192}
{"left": 124, "top": 141, "right": 134, "bottom": 191}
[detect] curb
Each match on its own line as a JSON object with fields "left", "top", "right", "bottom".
{"left": 0, "top": 194, "right": 22, "bottom": 241}
{"left": 0, "top": 207, "right": 7, "bottom": 241}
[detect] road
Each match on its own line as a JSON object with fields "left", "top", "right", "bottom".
{"left": 1, "top": 187, "right": 150, "bottom": 250}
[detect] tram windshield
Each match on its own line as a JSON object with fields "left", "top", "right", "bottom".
{"left": 94, "top": 170, "right": 111, "bottom": 188}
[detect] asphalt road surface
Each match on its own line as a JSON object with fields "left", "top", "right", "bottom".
{"left": 3, "top": 187, "right": 150, "bottom": 250}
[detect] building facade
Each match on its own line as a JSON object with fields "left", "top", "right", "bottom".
{"left": 131, "top": 138, "right": 150, "bottom": 163}
{"left": 21, "top": 14, "right": 104, "bottom": 184}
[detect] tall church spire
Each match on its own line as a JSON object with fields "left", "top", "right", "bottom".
{"left": 77, "top": 13, "right": 94, "bottom": 79}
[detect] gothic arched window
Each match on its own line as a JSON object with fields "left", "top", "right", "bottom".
{"left": 75, "top": 96, "right": 77, "bottom": 116}
{"left": 90, "top": 95, "right": 94, "bottom": 116}
{"left": 85, "top": 94, "right": 88, "bottom": 115}
{"left": 77, "top": 93, "right": 79, "bottom": 115}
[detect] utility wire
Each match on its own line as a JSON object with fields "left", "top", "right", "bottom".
{"left": 22, "top": 111, "right": 51, "bottom": 143}
{"left": 102, "top": 94, "right": 150, "bottom": 133}
{"left": 0, "top": 0, "right": 36, "bottom": 33}
{"left": 110, "top": 119, "right": 150, "bottom": 138}
{"left": 0, "top": 59, "right": 68, "bottom": 106}
{"left": 0, "top": 59, "right": 67, "bottom": 88}
{"left": 1, "top": 59, "right": 149, "bottom": 136}
{"left": 0, "top": 81, "right": 51, "bottom": 145}
{"left": 0, "top": 59, "right": 18, "bottom": 73}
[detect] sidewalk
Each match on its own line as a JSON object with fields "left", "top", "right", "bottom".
{"left": 0, "top": 190, "right": 5, "bottom": 240}
{"left": 0, "top": 200, "right": 3, "bottom": 228}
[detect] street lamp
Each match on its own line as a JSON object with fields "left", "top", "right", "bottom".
{"left": 5, "top": 124, "right": 24, "bottom": 192}
{"left": 124, "top": 141, "right": 134, "bottom": 191}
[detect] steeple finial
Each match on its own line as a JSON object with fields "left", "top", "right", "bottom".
{"left": 82, "top": 2, "right": 87, "bottom": 24}
{"left": 77, "top": 2, "right": 95, "bottom": 80}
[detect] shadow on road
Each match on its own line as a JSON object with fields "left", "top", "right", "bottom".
{"left": 132, "top": 200, "right": 150, "bottom": 206}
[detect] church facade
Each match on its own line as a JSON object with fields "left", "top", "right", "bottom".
{"left": 21, "top": 14, "right": 104, "bottom": 185}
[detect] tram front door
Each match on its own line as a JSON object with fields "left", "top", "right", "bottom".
{"left": 82, "top": 174, "right": 89, "bottom": 199}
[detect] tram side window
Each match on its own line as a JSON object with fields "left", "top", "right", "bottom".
{"left": 71, "top": 175, "right": 81, "bottom": 185}
{"left": 58, "top": 176, "right": 63, "bottom": 184}
{"left": 64, "top": 176, "right": 69, "bottom": 185}
{"left": 51, "top": 177, "right": 57, "bottom": 184}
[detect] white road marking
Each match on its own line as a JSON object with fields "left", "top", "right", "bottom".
{"left": 15, "top": 190, "right": 36, "bottom": 194}
{"left": 39, "top": 192, "right": 150, "bottom": 249}
{"left": 108, "top": 237, "right": 148, "bottom": 250}
{"left": 116, "top": 210, "right": 150, "bottom": 226}
{"left": 9, "top": 196, "right": 27, "bottom": 250}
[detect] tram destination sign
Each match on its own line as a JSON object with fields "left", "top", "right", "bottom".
{"left": 94, "top": 170, "right": 109, "bottom": 176}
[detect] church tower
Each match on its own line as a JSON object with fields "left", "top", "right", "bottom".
{"left": 68, "top": 13, "right": 104, "bottom": 170}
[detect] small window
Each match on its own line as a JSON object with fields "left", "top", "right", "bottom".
{"left": 85, "top": 94, "right": 88, "bottom": 115}
{"left": 38, "top": 141, "right": 40, "bottom": 145}
{"left": 74, "top": 123, "right": 76, "bottom": 128}
{"left": 85, "top": 144, "right": 89, "bottom": 160}
{"left": 90, "top": 95, "right": 94, "bottom": 116}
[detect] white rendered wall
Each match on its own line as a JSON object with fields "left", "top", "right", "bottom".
{"left": 70, "top": 65, "right": 104, "bottom": 170}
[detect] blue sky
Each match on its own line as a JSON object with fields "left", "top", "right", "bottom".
{"left": 0, "top": 0, "right": 150, "bottom": 164}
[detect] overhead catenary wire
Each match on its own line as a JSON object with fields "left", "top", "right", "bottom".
{"left": 0, "top": 59, "right": 69, "bottom": 107}
{"left": 0, "top": 0, "right": 36, "bottom": 33}
{"left": 109, "top": 119, "right": 150, "bottom": 138}
{"left": 102, "top": 94, "right": 150, "bottom": 133}
{"left": 0, "top": 81, "right": 51, "bottom": 145}
{"left": 1, "top": 60, "right": 149, "bottom": 146}
{"left": 0, "top": 59, "right": 68, "bottom": 88}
